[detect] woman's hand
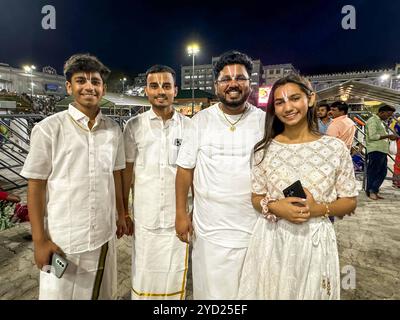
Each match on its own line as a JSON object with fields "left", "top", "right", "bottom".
{"left": 303, "top": 188, "right": 326, "bottom": 218}
{"left": 269, "top": 197, "right": 310, "bottom": 224}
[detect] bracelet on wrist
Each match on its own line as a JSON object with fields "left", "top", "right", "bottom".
{"left": 323, "top": 203, "right": 330, "bottom": 218}
{"left": 260, "top": 196, "right": 278, "bottom": 222}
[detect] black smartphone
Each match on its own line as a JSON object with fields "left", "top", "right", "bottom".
{"left": 51, "top": 253, "right": 68, "bottom": 278}
{"left": 283, "top": 180, "right": 307, "bottom": 199}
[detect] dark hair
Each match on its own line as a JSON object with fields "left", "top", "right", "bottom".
{"left": 330, "top": 101, "right": 349, "bottom": 115}
{"left": 145, "top": 64, "right": 176, "bottom": 84}
{"left": 378, "top": 105, "right": 396, "bottom": 113}
{"left": 317, "top": 103, "right": 330, "bottom": 112}
{"left": 63, "top": 53, "right": 111, "bottom": 82}
{"left": 213, "top": 50, "right": 253, "bottom": 80}
{"left": 254, "top": 73, "right": 319, "bottom": 162}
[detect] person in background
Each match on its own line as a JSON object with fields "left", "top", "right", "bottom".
{"left": 326, "top": 101, "right": 356, "bottom": 150}
{"left": 316, "top": 103, "right": 331, "bottom": 134}
{"left": 365, "top": 105, "right": 397, "bottom": 200}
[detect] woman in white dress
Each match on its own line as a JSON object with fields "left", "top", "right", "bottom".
{"left": 238, "top": 74, "right": 358, "bottom": 300}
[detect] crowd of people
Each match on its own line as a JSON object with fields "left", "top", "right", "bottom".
{"left": 30, "top": 95, "right": 62, "bottom": 115}
{"left": 0, "top": 89, "right": 62, "bottom": 115}
{"left": 13, "top": 51, "right": 399, "bottom": 301}
{"left": 316, "top": 100, "right": 399, "bottom": 200}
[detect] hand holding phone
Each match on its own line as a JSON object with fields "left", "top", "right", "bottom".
{"left": 283, "top": 180, "right": 307, "bottom": 199}
{"left": 51, "top": 253, "right": 68, "bottom": 278}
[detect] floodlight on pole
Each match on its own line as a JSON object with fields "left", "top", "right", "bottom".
{"left": 120, "top": 77, "right": 127, "bottom": 94}
{"left": 23, "top": 65, "right": 36, "bottom": 98}
{"left": 187, "top": 43, "right": 200, "bottom": 116}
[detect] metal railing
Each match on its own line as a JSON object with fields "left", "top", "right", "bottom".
{"left": 0, "top": 108, "right": 150, "bottom": 191}
{"left": 1, "top": 105, "right": 398, "bottom": 192}
{"left": 0, "top": 114, "right": 45, "bottom": 190}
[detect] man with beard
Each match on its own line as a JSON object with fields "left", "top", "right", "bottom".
{"left": 316, "top": 102, "right": 332, "bottom": 134}
{"left": 175, "top": 51, "right": 265, "bottom": 299}
{"left": 122, "top": 65, "right": 191, "bottom": 299}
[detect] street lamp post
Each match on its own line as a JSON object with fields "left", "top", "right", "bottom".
{"left": 187, "top": 44, "right": 200, "bottom": 116}
{"left": 23, "top": 65, "right": 36, "bottom": 98}
{"left": 120, "top": 77, "right": 127, "bottom": 94}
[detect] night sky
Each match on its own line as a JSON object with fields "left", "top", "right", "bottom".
{"left": 0, "top": 0, "right": 399, "bottom": 79}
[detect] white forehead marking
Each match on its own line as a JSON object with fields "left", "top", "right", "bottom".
{"left": 225, "top": 65, "right": 242, "bottom": 80}
{"left": 281, "top": 89, "right": 289, "bottom": 102}
{"left": 83, "top": 72, "right": 93, "bottom": 82}
{"left": 151, "top": 74, "right": 171, "bottom": 90}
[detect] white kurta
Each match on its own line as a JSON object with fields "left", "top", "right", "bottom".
{"left": 21, "top": 104, "right": 125, "bottom": 299}
{"left": 21, "top": 105, "right": 125, "bottom": 254}
{"left": 124, "top": 109, "right": 191, "bottom": 300}
{"left": 176, "top": 103, "right": 266, "bottom": 299}
{"left": 238, "top": 136, "right": 359, "bottom": 300}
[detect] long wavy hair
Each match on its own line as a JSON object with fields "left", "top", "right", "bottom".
{"left": 254, "top": 73, "right": 320, "bottom": 164}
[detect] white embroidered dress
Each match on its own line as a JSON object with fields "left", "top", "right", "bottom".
{"left": 237, "top": 135, "right": 358, "bottom": 300}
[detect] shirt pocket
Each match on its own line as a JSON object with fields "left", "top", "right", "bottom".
{"left": 168, "top": 138, "right": 182, "bottom": 166}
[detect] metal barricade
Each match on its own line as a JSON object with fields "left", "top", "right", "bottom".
{"left": 0, "top": 109, "right": 148, "bottom": 191}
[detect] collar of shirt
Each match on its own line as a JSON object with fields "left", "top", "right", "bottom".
{"left": 68, "top": 104, "right": 104, "bottom": 130}
{"left": 318, "top": 118, "right": 332, "bottom": 125}
{"left": 331, "top": 115, "right": 348, "bottom": 123}
{"left": 148, "top": 107, "right": 178, "bottom": 122}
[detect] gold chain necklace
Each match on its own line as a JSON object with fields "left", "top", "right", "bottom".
{"left": 219, "top": 104, "right": 247, "bottom": 131}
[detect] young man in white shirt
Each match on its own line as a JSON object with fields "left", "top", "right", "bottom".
{"left": 21, "top": 54, "right": 127, "bottom": 300}
{"left": 175, "top": 51, "right": 266, "bottom": 299}
{"left": 122, "top": 65, "right": 191, "bottom": 300}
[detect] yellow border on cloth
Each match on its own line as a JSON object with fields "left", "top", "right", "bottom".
{"left": 131, "top": 243, "right": 189, "bottom": 299}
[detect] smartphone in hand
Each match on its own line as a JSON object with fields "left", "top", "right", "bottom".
{"left": 283, "top": 180, "right": 307, "bottom": 199}
{"left": 51, "top": 253, "right": 68, "bottom": 278}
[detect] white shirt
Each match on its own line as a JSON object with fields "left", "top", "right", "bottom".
{"left": 21, "top": 104, "right": 125, "bottom": 254}
{"left": 176, "top": 103, "right": 266, "bottom": 248}
{"left": 124, "top": 108, "right": 191, "bottom": 229}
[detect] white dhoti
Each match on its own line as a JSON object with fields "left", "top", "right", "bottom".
{"left": 192, "top": 235, "right": 248, "bottom": 300}
{"left": 131, "top": 224, "right": 189, "bottom": 300}
{"left": 39, "top": 238, "right": 117, "bottom": 300}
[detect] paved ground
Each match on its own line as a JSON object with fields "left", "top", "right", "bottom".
{"left": 0, "top": 180, "right": 399, "bottom": 300}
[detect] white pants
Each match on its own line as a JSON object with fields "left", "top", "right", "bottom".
{"left": 192, "top": 235, "right": 248, "bottom": 300}
{"left": 39, "top": 238, "right": 117, "bottom": 300}
{"left": 131, "top": 224, "right": 189, "bottom": 300}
